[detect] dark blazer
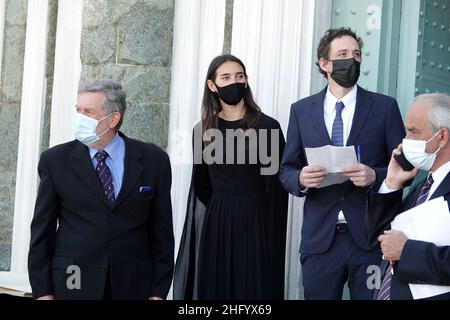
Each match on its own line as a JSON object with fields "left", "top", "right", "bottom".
{"left": 366, "top": 172, "right": 450, "bottom": 300}
{"left": 280, "top": 86, "right": 405, "bottom": 254}
{"left": 28, "top": 133, "right": 174, "bottom": 300}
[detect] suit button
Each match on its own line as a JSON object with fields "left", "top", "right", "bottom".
{"left": 341, "top": 196, "right": 344, "bottom": 201}
{"left": 107, "top": 239, "right": 113, "bottom": 245}
{"left": 100, "top": 266, "right": 107, "bottom": 272}
{"left": 109, "top": 213, "right": 114, "bottom": 217}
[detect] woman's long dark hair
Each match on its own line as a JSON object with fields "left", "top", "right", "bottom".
{"left": 202, "top": 54, "right": 261, "bottom": 132}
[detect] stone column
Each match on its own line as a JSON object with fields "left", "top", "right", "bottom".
{"left": 80, "top": 0, "right": 175, "bottom": 149}
{"left": 0, "top": 0, "right": 28, "bottom": 271}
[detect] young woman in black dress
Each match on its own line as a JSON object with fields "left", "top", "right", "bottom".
{"left": 174, "top": 54, "right": 288, "bottom": 300}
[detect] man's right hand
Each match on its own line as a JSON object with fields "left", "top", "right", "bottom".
{"left": 36, "top": 295, "right": 54, "bottom": 300}
{"left": 299, "top": 166, "right": 327, "bottom": 188}
{"left": 385, "top": 144, "right": 418, "bottom": 190}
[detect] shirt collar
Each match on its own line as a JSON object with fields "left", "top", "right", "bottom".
{"left": 325, "top": 85, "right": 358, "bottom": 111}
{"left": 89, "top": 132, "right": 121, "bottom": 161}
{"left": 429, "top": 160, "right": 450, "bottom": 187}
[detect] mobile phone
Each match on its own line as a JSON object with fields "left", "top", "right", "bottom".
{"left": 393, "top": 152, "right": 415, "bottom": 171}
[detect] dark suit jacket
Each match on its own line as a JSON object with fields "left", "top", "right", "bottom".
{"left": 280, "top": 86, "right": 405, "bottom": 254}
{"left": 28, "top": 132, "right": 174, "bottom": 300}
{"left": 366, "top": 172, "right": 450, "bottom": 300}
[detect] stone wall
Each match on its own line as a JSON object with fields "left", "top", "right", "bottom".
{"left": 80, "top": 0, "right": 175, "bottom": 149}
{"left": 0, "top": 0, "right": 28, "bottom": 271}
{"left": 223, "top": 0, "right": 234, "bottom": 54}
{"left": 0, "top": 0, "right": 175, "bottom": 271}
{"left": 41, "top": 0, "right": 58, "bottom": 153}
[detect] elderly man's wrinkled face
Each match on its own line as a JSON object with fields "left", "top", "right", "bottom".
{"left": 405, "top": 100, "right": 441, "bottom": 154}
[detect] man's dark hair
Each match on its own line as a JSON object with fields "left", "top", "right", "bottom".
{"left": 316, "top": 27, "right": 363, "bottom": 78}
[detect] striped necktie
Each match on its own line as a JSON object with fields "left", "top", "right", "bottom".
{"left": 415, "top": 174, "right": 434, "bottom": 206}
{"left": 376, "top": 174, "right": 434, "bottom": 300}
{"left": 95, "top": 150, "right": 115, "bottom": 206}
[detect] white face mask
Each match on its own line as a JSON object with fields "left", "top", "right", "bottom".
{"left": 402, "top": 130, "right": 441, "bottom": 171}
{"left": 73, "top": 112, "right": 111, "bottom": 146}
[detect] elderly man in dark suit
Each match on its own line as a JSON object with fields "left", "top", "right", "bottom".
{"left": 28, "top": 80, "right": 174, "bottom": 300}
{"left": 367, "top": 92, "right": 450, "bottom": 300}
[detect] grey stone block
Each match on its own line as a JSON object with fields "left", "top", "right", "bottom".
{"left": 0, "top": 172, "right": 15, "bottom": 244}
{"left": 223, "top": 0, "right": 234, "bottom": 54}
{"left": 122, "top": 66, "right": 171, "bottom": 105}
{"left": 0, "top": 104, "right": 20, "bottom": 173}
{"left": 45, "top": 0, "right": 58, "bottom": 78}
{"left": 83, "top": 0, "right": 139, "bottom": 27}
{"left": 117, "top": 1, "right": 174, "bottom": 66}
{"left": 1, "top": 26, "right": 26, "bottom": 103}
{"left": 0, "top": 243, "right": 11, "bottom": 271}
{"left": 82, "top": 0, "right": 174, "bottom": 28}
{"left": 121, "top": 102, "right": 169, "bottom": 149}
{"left": 80, "top": 63, "right": 126, "bottom": 85}
{"left": 5, "top": 0, "right": 28, "bottom": 26}
{"left": 79, "top": 65, "right": 100, "bottom": 84}
{"left": 80, "top": 25, "right": 116, "bottom": 65}
{"left": 0, "top": 105, "right": 19, "bottom": 251}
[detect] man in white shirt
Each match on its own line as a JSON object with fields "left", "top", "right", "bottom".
{"left": 280, "top": 27, "right": 405, "bottom": 299}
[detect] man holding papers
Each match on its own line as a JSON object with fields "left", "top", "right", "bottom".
{"left": 280, "top": 27, "right": 405, "bottom": 299}
{"left": 367, "top": 93, "right": 450, "bottom": 300}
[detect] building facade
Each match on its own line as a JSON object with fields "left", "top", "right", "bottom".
{"left": 0, "top": 0, "right": 448, "bottom": 299}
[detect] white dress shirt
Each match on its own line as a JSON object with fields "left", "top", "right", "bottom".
{"left": 379, "top": 160, "right": 450, "bottom": 201}
{"left": 323, "top": 85, "right": 358, "bottom": 223}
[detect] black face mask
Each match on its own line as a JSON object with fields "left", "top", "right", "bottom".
{"left": 214, "top": 82, "right": 247, "bottom": 105}
{"left": 330, "top": 58, "right": 361, "bottom": 88}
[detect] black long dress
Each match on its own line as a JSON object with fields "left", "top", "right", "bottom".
{"left": 174, "top": 113, "right": 288, "bottom": 300}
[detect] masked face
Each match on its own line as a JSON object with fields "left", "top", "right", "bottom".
{"left": 330, "top": 58, "right": 361, "bottom": 88}
{"left": 73, "top": 112, "right": 112, "bottom": 146}
{"left": 214, "top": 82, "right": 247, "bottom": 105}
{"left": 402, "top": 130, "right": 441, "bottom": 171}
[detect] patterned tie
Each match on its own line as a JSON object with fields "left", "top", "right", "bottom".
{"left": 376, "top": 174, "right": 435, "bottom": 300}
{"left": 376, "top": 261, "right": 394, "bottom": 300}
{"left": 415, "top": 174, "right": 434, "bottom": 206}
{"left": 95, "top": 150, "right": 115, "bottom": 206}
{"left": 331, "top": 101, "right": 345, "bottom": 146}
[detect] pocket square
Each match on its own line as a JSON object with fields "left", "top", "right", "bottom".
{"left": 139, "top": 186, "right": 152, "bottom": 192}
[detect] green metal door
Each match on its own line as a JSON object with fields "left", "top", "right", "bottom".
{"left": 415, "top": 0, "right": 450, "bottom": 95}
{"left": 332, "top": 0, "right": 449, "bottom": 115}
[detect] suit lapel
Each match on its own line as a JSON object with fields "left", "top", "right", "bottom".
{"left": 405, "top": 172, "right": 450, "bottom": 210}
{"left": 346, "top": 86, "right": 373, "bottom": 146}
{"left": 404, "top": 180, "right": 426, "bottom": 210}
{"left": 113, "top": 135, "right": 143, "bottom": 209}
{"left": 70, "top": 141, "right": 110, "bottom": 208}
{"left": 310, "top": 87, "right": 332, "bottom": 145}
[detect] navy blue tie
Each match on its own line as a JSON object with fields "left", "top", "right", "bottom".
{"left": 95, "top": 150, "right": 115, "bottom": 206}
{"left": 331, "top": 101, "right": 345, "bottom": 146}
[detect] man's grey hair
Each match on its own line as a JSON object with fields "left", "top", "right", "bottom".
{"left": 78, "top": 79, "right": 127, "bottom": 130}
{"left": 414, "top": 92, "right": 450, "bottom": 133}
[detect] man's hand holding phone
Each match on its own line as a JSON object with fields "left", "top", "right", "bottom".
{"left": 385, "top": 144, "right": 419, "bottom": 190}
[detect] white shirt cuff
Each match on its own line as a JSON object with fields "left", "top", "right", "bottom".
{"left": 378, "top": 179, "right": 400, "bottom": 194}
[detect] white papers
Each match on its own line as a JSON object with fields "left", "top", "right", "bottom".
{"left": 304, "top": 145, "right": 358, "bottom": 188}
{"left": 391, "top": 197, "right": 450, "bottom": 299}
